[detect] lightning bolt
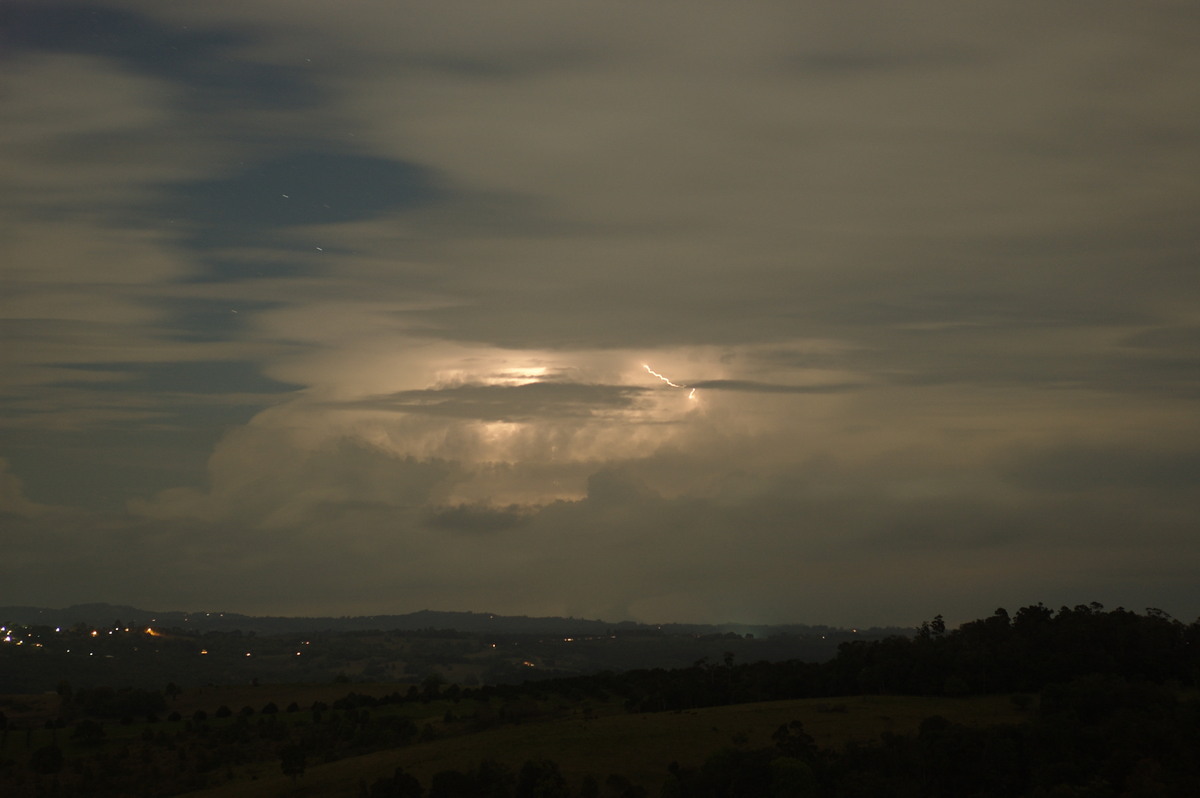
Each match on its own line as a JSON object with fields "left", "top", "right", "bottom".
{"left": 643, "top": 364, "right": 683, "bottom": 388}
{"left": 643, "top": 364, "right": 699, "bottom": 400}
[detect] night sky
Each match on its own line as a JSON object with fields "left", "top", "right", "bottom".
{"left": 3, "top": 1, "right": 1199, "bottom": 626}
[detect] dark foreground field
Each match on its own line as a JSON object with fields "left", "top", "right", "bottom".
{"left": 1, "top": 686, "right": 1025, "bottom": 797}
{"left": 183, "top": 693, "right": 1024, "bottom": 797}
{"left": 3, "top": 603, "right": 1199, "bottom": 796}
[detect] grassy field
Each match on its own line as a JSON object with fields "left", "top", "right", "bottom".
{"left": 186, "top": 693, "right": 1029, "bottom": 797}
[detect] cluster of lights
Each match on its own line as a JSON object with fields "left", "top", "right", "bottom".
{"left": 1, "top": 624, "right": 57, "bottom": 647}
{"left": 0, "top": 623, "right": 165, "bottom": 656}
{"left": 0, "top": 621, "right": 322, "bottom": 661}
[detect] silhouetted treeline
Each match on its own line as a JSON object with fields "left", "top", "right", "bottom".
{"left": 828, "top": 603, "right": 1196, "bottom": 696}
{"left": 504, "top": 603, "right": 1198, "bottom": 713}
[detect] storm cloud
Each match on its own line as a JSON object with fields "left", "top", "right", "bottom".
{"left": 2, "top": 1, "right": 1199, "bottom": 626}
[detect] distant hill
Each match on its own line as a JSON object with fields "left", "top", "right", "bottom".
{"left": 0, "top": 602, "right": 900, "bottom": 638}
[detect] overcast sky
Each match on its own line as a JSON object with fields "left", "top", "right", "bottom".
{"left": 2, "top": 1, "right": 1199, "bottom": 627}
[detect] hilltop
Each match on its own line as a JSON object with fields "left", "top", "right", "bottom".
{"left": 0, "top": 605, "right": 897, "bottom": 695}
{"left": 0, "top": 603, "right": 900, "bottom": 638}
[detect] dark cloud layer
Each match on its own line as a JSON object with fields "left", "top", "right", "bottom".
{"left": 355, "top": 382, "right": 646, "bottom": 421}
{"left": 4, "top": 1, "right": 321, "bottom": 110}
{"left": 2, "top": 1, "right": 1199, "bottom": 626}
{"left": 689, "top": 380, "right": 864, "bottom": 395}
{"left": 168, "top": 152, "right": 441, "bottom": 245}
